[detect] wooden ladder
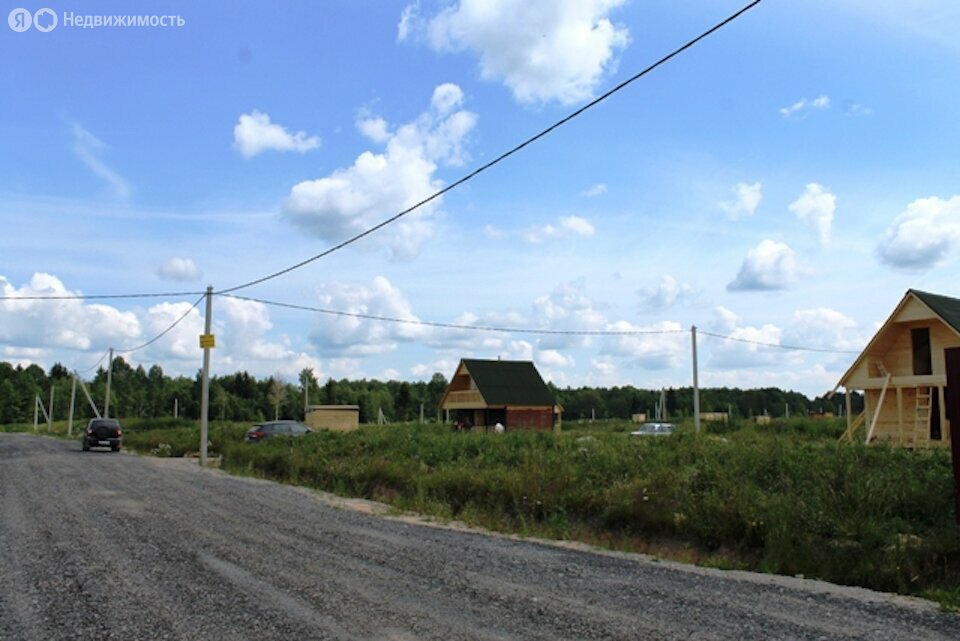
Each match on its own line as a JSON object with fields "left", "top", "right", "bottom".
{"left": 914, "top": 386, "right": 932, "bottom": 447}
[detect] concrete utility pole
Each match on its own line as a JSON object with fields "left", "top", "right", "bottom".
{"left": 33, "top": 395, "right": 39, "bottom": 431}
{"left": 68, "top": 375, "right": 77, "bottom": 436}
{"left": 48, "top": 385, "right": 55, "bottom": 432}
{"left": 199, "top": 285, "right": 214, "bottom": 466}
{"left": 104, "top": 347, "right": 114, "bottom": 418}
{"left": 304, "top": 381, "right": 309, "bottom": 418}
{"left": 692, "top": 326, "right": 701, "bottom": 434}
{"left": 77, "top": 375, "right": 101, "bottom": 418}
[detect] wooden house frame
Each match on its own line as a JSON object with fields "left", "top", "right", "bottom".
{"left": 440, "top": 359, "right": 561, "bottom": 432}
{"left": 835, "top": 289, "right": 960, "bottom": 448}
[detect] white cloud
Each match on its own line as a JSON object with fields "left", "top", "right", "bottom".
{"left": 637, "top": 275, "right": 700, "bottom": 313}
{"left": 308, "top": 277, "right": 427, "bottom": 356}
{"left": 411, "top": 358, "right": 458, "bottom": 379}
{"left": 719, "top": 182, "right": 762, "bottom": 220}
{"left": 523, "top": 215, "right": 595, "bottom": 243}
{"left": 589, "top": 356, "right": 619, "bottom": 385}
{"left": 845, "top": 102, "right": 873, "bottom": 117}
{"left": 779, "top": 95, "right": 831, "bottom": 119}
{"left": 156, "top": 257, "right": 202, "bottom": 282}
{"left": 601, "top": 320, "right": 686, "bottom": 370}
{"left": 705, "top": 306, "right": 786, "bottom": 369}
{"left": 789, "top": 183, "right": 835, "bottom": 245}
{"left": 876, "top": 195, "right": 960, "bottom": 270}
{"left": 284, "top": 84, "right": 476, "bottom": 260}
{"left": 580, "top": 183, "right": 607, "bottom": 197}
{"left": 233, "top": 110, "right": 320, "bottom": 158}
{"left": 356, "top": 115, "right": 391, "bottom": 143}
{"left": 137, "top": 301, "right": 205, "bottom": 360}
{"left": 0, "top": 273, "right": 140, "bottom": 352}
{"left": 532, "top": 280, "right": 606, "bottom": 349}
{"left": 783, "top": 307, "right": 863, "bottom": 353}
{"left": 71, "top": 123, "right": 131, "bottom": 199}
{"left": 727, "top": 240, "right": 799, "bottom": 292}
{"left": 406, "top": 0, "right": 630, "bottom": 105}
{"left": 537, "top": 349, "right": 575, "bottom": 368}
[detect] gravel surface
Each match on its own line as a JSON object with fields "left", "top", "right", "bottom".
{"left": 2, "top": 433, "right": 958, "bottom": 641}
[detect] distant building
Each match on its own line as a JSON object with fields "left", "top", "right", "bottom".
{"left": 835, "top": 289, "right": 959, "bottom": 448}
{"left": 699, "top": 412, "right": 729, "bottom": 423}
{"left": 305, "top": 405, "right": 360, "bottom": 432}
{"left": 439, "top": 359, "right": 561, "bottom": 432}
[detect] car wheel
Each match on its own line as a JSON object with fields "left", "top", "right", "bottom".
{"left": 82, "top": 442, "right": 90, "bottom": 452}
{"left": 111, "top": 445, "right": 121, "bottom": 452}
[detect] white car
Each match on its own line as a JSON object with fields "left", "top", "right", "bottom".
{"left": 630, "top": 422, "right": 674, "bottom": 436}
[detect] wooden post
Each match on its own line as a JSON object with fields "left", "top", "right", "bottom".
{"left": 943, "top": 348, "right": 960, "bottom": 527}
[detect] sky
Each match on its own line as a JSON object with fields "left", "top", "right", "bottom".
{"left": 2, "top": 0, "right": 960, "bottom": 398}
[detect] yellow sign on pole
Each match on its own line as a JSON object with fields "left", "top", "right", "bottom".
{"left": 199, "top": 334, "right": 216, "bottom": 349}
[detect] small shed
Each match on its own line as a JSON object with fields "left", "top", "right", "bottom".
{"left": 305, "top": 405, "right": 360, "bottom": 432}
{"left": 440, "top": 359, "right": 561, "bottom": 432}
{"left": 835, "top": 289, "right": 959, "bottom": 448}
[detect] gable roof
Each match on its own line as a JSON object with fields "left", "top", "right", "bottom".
{"left": 911, "top": 289, "right": 960, "bottom": 335}
{"left": 836, "top": 289, "right": 960, "bottom": 388}
{"left": 461, "top": 359, "right": 555, "bottom": 406}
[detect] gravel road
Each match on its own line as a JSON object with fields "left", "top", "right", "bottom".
{"left": 2, "top": 433, "right": 958, "bottom": 641}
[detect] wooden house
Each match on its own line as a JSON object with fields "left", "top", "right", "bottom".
{"left": 835, "top": 289, "right": 959, "bottom": 448}
{"left": 439, "top": 359, "right": 561, "bottom": 432}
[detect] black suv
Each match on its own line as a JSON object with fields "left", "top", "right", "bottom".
{"left": 81, "top": 418, "right": 123, "bottom": 452}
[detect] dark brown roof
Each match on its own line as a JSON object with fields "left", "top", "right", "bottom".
{"left": 461, "top": 359, "right": 555, "bottom": 407}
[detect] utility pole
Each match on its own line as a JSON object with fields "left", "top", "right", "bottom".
{"left": 48, "top": 385, "right": 55, "bottom": 432}
{"left": 104, "top": 347, "right": 114, "bottom": 418}
{"left": 33, "top": 395, "right": 39, "bottom": 431}
{"left": 199, "top": 285, "right": 214, "bottom": 466}
{"left": 304, "top": 380, "right": 309, "bottom": 419}
{"left": 692, "top": 325, "right": 701, "bottom": 434}
{"left": 68, "top": 375, "right": 77, "bottom": 436}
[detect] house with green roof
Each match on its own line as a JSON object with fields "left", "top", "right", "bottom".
{"left": 836, "top": 289, "right": 959, "bottom": 448}
{"left": 439, "top": 359, "right": 561, "bottom": 432}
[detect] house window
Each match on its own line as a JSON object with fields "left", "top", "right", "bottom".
{"left": 911, "top": 327, "right": 932, "bottom": 376}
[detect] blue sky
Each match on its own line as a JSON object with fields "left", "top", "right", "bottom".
{"left": 2, "top": 0, "right": 960, "bottom": 398}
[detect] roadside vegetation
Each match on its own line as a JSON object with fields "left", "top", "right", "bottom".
{"left": 9, "top": 415, "right": 959, "bottom": 609}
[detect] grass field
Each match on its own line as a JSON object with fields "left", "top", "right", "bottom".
{"left": 9, "top": 416, "right": 960, "bottom": 609}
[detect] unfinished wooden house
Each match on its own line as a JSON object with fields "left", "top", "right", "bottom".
{"left": 440, "top": 359, "right": 561, "bottom": 432}
{"left": 836, "top": 289, "right": 959, "bottom": 447}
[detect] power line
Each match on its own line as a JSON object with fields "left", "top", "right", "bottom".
{"left": 218, "top": 0, "right": 765, "bottom": 295}
{"left": 698, "top": 330, "right": 861, "bottom": 355}
{"left": 115, "top": 293, "right": 207, "bottom": 354}
{"left": 219, "top": 293, "right": 688, "bottom": 337}
{"left": 0, "top": 290, "right": 204, "bottom": 301}
{"left": 222, "top": 294, "right": 862, "bottom": 354}
{"left": 75, "top": 348, "right": 110, "bottom": 375}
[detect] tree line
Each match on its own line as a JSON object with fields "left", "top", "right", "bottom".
{"left": 0, "top": 359, "right": 862, "bottom": 426}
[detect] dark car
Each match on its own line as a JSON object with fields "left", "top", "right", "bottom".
{"left": 244, "top": 420, "right": 312, "bottom": 443}
{"left": 82, "top": 418, "right": 123, "bottom": 452}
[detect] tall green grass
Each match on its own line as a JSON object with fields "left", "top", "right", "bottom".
{"left": 16, "top": 417, "right": 960, "bottom": 604}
